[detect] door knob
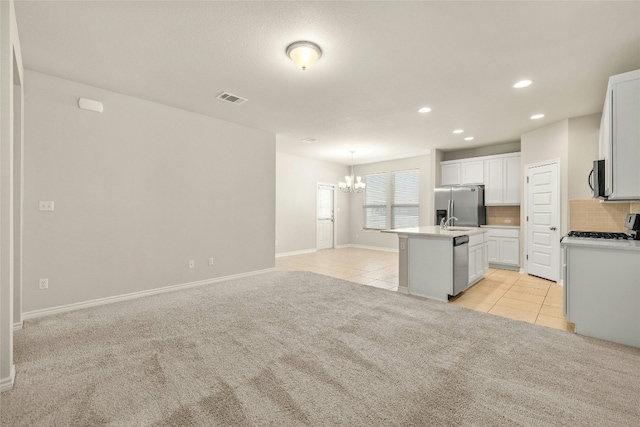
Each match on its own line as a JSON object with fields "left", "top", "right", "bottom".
{"left": 550, "top": 226, "right": 557, "bottom": 231}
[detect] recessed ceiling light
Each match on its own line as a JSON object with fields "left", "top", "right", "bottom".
{"left": 530, "top": 114, "right": 545, "bottom": 120}
{"left": 464, "top": 137, "right": 474, "bottom": 141}
{"left": 418, "top": 107, "right": 432, "bottom": 113}
{"left": 513, "top": 80, "right": 532, "bottom": 88}
{"left": 453, "top": 129, "right": 464, "bottom": 134}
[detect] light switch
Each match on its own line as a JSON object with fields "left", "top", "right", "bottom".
{"left": 39, "top": 201, "right": 55, "bottom": 211}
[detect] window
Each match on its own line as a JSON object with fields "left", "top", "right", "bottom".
{"left": 392, "top": 170, "right": 420, "bottom": 228}
{"left": 363, "top": 174, "right": 387, "bottom": 229}
{"left": 362, "top": 169, "right": 420, "bottom": 230}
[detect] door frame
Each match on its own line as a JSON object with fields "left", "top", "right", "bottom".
{"left": 523, "top": 158, "right": 562, "bottom": 283}
{"left": 316, "top": 182, "right": 337, "bottom": 250}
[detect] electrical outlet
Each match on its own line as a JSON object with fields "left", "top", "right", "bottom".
{"left": 208, "top": 258, "right": 214, "bottom": 266}
{"left": 39, "top": 278, "right": 49, "bottom": 290}
{"left": 504, "top": 219, "right": 512, "bottom": 224}
{"left": 39, "top": 201, "right": 55, "bottom": 211}
{"left": 188, "top": 260, "right": 195, "bottom": 269}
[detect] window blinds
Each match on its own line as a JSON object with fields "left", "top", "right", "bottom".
{"left": 392, "top": 170, "right": 419, "bottom": 229}
{"left": 363, "top": 174, "right": 388, "bottom": 229}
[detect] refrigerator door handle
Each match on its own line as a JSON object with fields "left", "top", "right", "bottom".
{"left": 447, "top": 199, "right": 452, "bottom": 220}
{"left": 450, "top": 200, "right": 454, "bottom": 224}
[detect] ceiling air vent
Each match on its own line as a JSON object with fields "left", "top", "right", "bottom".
{"left": 301, "top": 137, "right": 318, "bottom": 144}
{"left": 216, "top": 92, "right": 248, "bottom": 105}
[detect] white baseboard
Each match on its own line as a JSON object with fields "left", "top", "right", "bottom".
{"left": 519, "top": 268, "right": 525, "bottom": 274}
{"left": 347, "top": 244, "right": 399, "bottom": 253}
{"left": 0, "top": 365, "right": 15, "bottom": 393}
{"left": 22, "top": 268, "right": 275, "bottom": 321}
{"left": 13, "top": 321, "right": 23, "bottom": 331}
{"left": 275, "top": 248, "right": 317, "bottom": 258}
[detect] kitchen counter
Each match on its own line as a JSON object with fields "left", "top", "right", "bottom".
{"left": 481, "top": 225, "right": 521, "bottom": 230}
{"left": 385, "top": 225, "right": 487, "bottom": 238}
{"left": 561, "top": 236, "right": 640, "bottom": 252}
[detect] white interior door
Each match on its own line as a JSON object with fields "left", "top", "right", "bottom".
{"left": 526, "top": 161, "right": 560, "bottom": 281}
{"left": 316, "top": 184, "right": 334, "bottom": 250}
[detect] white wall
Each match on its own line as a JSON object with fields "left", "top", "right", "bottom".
{"left": 22, "top": 71, "right": 275, "bottom": 314}
{"left": 275, "top": 152, "right": 349, "bottom": 255}
{"left": 568, "top": 113, "right": 601, "bottom": 200}
{"left": 349, "top": 154, "right": 432, "bottom": 250}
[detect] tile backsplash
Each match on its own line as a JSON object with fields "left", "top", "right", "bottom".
{"left": 569, "top": 199, "right": 637, "bottom": 232}
{"left": 486, "top": 205, "right": 521, "bottom": 226}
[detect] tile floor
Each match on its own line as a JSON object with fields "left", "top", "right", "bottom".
{"left": 276, "top": 247, "right": 574, "bottom": 332}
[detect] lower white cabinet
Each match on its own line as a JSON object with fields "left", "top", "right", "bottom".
{"left": 485, "top": 227, "right": 520, "bottom": 267}
{"left": 468, "top": 233, "right": 489, "bottom": 285}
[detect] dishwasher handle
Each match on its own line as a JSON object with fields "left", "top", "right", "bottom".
{"left": 453, "top": 235, "right": 469, "bottom": 246}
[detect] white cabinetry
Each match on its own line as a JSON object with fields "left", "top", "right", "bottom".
{"left": 468, "top": 233, "right": 488, "bottom": 285}
{"left": 599, "top": 69, "right": 640, "bottom": 201}
{"left": 441, "top": 162, "right": 461, "bottom": 186}
{"left": 440, "top": 153, "right": 520, "bottom": 205}
{"left": 485, "top": 227, "right": 519, "bottom": 267}
{"left": 563, "top": 240, "right": 640, "bottom": 347}
{"left": 461, "top": 160, "right": 484, "bottom": 185}
{"left": 483, "top": 153, "right": 520, "bottom": 205}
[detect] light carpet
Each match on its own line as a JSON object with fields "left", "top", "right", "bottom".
{"left": 1, "top": 271, "right": 639, "bottom": 426}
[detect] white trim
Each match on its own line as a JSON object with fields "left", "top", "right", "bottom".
{"left": 0, "top": 365, "right": 15, "bottom": 393}
{"left": 348, "top": 244, "right": 398, "bottom": 253}
{"left": 13, "top": 321, "right": 22, "bottom": 331}
{"left": 335, "top": 244, "right": 351, "bottom": 249}
{"left": 22, "top": 268, "right": 275, "bottom": 321}
{"left": 519, "top": 268, "right": 525, "bottom": 274}
{"left": 275, "top": 248, "right": 317, "bottom": 258}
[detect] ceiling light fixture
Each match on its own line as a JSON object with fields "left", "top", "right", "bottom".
{"left": 339, "top": 151, "right": 366, "bottom": 193}
{"left": 418, "top": 107, "right": 432, "bottom": 113}
{"left": 464, "top": 137, "right": 474, "bottom": 141}
{"left": 453, "top": 129, "right": 464, "bottom": 134}
{"left": 286, "top": 41, "right": 322, "bottom": 70}
{"left": 513, "top": 80, "right": 532, "bottom": 88}
{"left": 530, "top": 114, "right": 545, "bottom": 120}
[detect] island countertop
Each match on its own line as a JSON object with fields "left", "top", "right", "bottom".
{"left": 383, "top": 226, "right": 488, "bottom": 238}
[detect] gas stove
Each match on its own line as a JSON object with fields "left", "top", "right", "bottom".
{"left": 566, "top": 231, "right": 630, "bottom": 240}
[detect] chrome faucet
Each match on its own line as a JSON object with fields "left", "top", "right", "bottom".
{"left": 440, "top": 216, "right": 458, "bottom": 229}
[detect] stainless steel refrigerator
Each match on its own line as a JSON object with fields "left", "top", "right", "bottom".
{"left": 434, "top": 185, "right": 486, "bottom": 227}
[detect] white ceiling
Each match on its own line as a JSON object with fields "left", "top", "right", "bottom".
{"left": 13, "top": 1, "right": 640, "bottom": 165}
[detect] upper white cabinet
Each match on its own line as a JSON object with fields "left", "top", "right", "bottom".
{"left": 441, "top": 153, "right": 520, "bottom": 205}
{"left": 461, "top": 160, "right": 484, "bottom": 185}
{"left": 482, "top": 153, "right": 520, "bottom": 205}
{"left": 441, "top": 162, "right": 461, "bottom": 186}
{"left": 600, "top": 69, "right": 640, "bottom": 201}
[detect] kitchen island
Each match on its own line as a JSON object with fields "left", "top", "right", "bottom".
{"left": 384, "top": 226, "right": 488, "bottom": 301}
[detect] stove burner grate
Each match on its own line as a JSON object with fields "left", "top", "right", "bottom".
{"left": 567, "top": 231, "right": 630, "bottom": 240}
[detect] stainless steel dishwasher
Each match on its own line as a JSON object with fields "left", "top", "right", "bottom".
{"left": 452, "top": 235, "right": 469, "bottom": 296}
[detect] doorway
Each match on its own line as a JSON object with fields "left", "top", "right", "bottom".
{"left": 316, "top": 184, "right": 335, "bottom": 250}
{"left": 525, "top": 160, "right": 560, "bottom": 282}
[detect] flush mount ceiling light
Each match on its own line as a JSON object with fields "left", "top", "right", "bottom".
{"left": 453, "top": 129, "right": 464, "bottom": 134}
{"left": 418, "top": 107, "right": 432, "bottom": 113}
{"left": 530, "top": 113, "right": 545, "bottom": 120}
{"left": 464, "top": 137, "right": 474, "bottom": 141}
{"left": 339, "top": 151, "right": 366, "bottom": 193}
{"left": 513, "top": 80, "right": 532, "bottom": 88}
{"left": 286, "top": 41, "right": 322, "bottom": 70}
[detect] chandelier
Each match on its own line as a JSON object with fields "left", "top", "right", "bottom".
{"left": 339, "top": 151, "right": 366, "bottom": 193}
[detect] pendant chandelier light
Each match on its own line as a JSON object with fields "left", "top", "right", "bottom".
{"left": 339, "top": 151, "right": 366, "bottom": 193}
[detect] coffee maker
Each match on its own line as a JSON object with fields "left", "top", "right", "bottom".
{"left": 624, "top": 214, "right": 640, "bottom": 240}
